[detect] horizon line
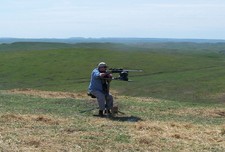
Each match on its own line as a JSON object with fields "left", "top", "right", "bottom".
{"left": 1, "top": 37, "right": 225, "bottom": 41}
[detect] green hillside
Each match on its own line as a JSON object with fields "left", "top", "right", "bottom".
{"left": 1, "top": 42, "right": 225, "bottom": 151}
{"left": 1, "top": 42, "right": 225, "bottom": 103}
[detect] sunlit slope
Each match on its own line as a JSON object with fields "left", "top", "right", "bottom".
{"left": 1, "top": 42, "right": 225, "bottom": 103}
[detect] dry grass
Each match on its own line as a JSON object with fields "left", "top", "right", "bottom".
{"left": 6, "top": 88, "right": 161, "bottom": 103}
{"left": 0, "top": 114, "right": 73, "bottom": 152}
{"left": 118, "top": 95, "right": 161, "bottom": 102}
{"left": 162, "top": 107, "right": 225, "bottom": 118}
{"left": 1, "top": 89, "right": 225, "bottom": 151}
{"left": 0, "top": 113, "right": 225, "bottom": 151}
{"left": 6, "top": 88, "right": 88, "bottom": 100}
{"left": 132, "top": 121, "right": 225, "bottom": 151}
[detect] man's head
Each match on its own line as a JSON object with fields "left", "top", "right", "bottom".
{"left": 98, "top": 62, "right": 107, "bottom": 72}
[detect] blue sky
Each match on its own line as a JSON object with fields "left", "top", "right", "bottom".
{"left": 1, "top": 0, "right": 225, "bottom": 39}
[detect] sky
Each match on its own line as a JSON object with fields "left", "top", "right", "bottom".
{"left": 1, "top": 0, "right": 225, "bottom": 39}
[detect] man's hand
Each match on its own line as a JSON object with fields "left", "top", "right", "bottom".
{"left": 100, "top": 73, "right": 113, "bottom": 79}
{"left": 100, "top": 73, "right": 107, "bottom": 78}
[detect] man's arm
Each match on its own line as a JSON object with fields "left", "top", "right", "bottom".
{"left": 93, "top": 69, "right": 112, "bottom": 80}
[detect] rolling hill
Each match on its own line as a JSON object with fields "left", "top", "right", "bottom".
{"left": 1, "top": 42, "right": 225, "bottom": 103}
{"left": 1, "top": 41, "right": 225, "bottom": 151}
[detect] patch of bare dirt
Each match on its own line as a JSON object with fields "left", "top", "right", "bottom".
{"left": 7, "top": 88, "right": 88, "bottom": 99}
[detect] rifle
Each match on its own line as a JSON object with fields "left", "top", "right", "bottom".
{"left": 86, "top": 68, "right": 142, "bottom": 115}
{"left": 106, "top": 68, "right": 143, "bottom": 81}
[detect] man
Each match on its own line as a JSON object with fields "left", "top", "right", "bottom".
{"left": 88, "top": 62, "right": 114, "bottom": 117}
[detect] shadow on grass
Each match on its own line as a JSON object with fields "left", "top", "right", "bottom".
{"left": 109, "top": 115, "right": 142, "bottom": 122}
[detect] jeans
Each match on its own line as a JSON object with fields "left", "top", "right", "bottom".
{"left": 91, "top": 91, "right": 113, "bottom": 110}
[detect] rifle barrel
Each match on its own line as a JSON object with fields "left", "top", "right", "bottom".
{"left": 109, "top": 68, "right": 143, "bottom": 73}
{"left": 123, "top": 69, "right": 143, "bottom": 72}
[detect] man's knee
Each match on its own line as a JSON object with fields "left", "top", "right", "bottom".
{"left": 91, "top": 91, "right": 105, "bottom": 99}
{"left": 106, "top": 94, "right": 113, "bottom": 102}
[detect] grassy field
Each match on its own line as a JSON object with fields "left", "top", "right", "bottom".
{"left": 0, "top": 42, "right": 225, "bottom": 151}
{"left": 0, "top": 90, "right": 225, "bottom": 151}
{"left": 1, "top": 42, "right": 225, "bottom": 103}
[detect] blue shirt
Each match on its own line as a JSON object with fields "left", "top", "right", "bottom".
{"left": 88, "top": 68, "right": 103, "bottom": 92}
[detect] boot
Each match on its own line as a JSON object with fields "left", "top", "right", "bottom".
{"left": 99, "top": 110, "right": 104, "bottom": 117}
{"left": 104, "top": 109, "right": 112, "bottom": 116}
